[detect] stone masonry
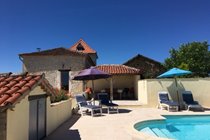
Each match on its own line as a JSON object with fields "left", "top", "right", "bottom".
{"left": 22, "top": 55, "right": 86, "bottom": 72}
{"left": 124, "top": 54, "right": 165, "bottom": 78}
{"left": 21, "top": 55, "right": 91, "bottom": 93}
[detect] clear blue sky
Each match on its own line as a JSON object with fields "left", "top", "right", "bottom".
{"left": 1, "top": 0, "right": 210, "bottom": 73}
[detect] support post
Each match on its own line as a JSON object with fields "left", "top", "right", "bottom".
{"left": 92, "top": 80, "right": 95, "bottom": 105}
{"left": 110, "top": 77, "right": 113, "bottom": 100}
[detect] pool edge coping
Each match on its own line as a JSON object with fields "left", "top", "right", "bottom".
{"left": 126, "top": 113, "right": 210, "bottom": 140}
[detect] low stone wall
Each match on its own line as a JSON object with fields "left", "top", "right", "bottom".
{"left": 0, "top": 112, "right": 6, "bottom": 140}
{"left": 138, "top": 78, "right": 210, "bottom": 107}
{"left": 46, "top": 98, "right": 73, "bottom": 135}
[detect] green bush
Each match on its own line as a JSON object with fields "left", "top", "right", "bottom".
{"left": 52, "top": 89, "right": 69, "bottom": 103}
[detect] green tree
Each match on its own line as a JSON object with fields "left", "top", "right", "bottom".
{"left": 164, "top": 41, "right": 210, "bottom": 77}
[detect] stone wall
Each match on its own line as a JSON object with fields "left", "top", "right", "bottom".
{"left": 124, "top": 56, "right": 165, "bottom": 78}
{"left": 31, "top": 70, "right": 60, "bottom": 89}
{"left": 30, "top": 70, "right": 84, "bottom": 93}
{"left": 21, "top": 55, "right": 89, "bottom": 92}
{"left": 22, "top": 55, "right": 85, "bottom": 72}
{"left": 0, "top": 112, "right": 6, "bottom": 140}
{"left": 70, "top": 71, "right": 84, "bottom": 94}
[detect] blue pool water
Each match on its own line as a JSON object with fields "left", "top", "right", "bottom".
{"left": 134, "top": 115, "right": 210, "bottom": 140}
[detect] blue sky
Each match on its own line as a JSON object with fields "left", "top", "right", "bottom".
{"left": 1, "top": 0, "right": 210, "bottom": 73}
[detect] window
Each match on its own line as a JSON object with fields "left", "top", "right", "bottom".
{"left": 76, "top": 43, "right": 85, "bottom": 51}
{"left": 60, "top": 70, "right": 69, "bottom": 90}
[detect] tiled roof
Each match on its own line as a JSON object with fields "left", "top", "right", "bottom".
{"left": 95, "top": 64, "right": 141, "bottom": 75}
{"left": 69, "top": 39, "right": 96, "bottom": 54}
{"left": 0, "top": 73, "right": 56, "bottom": 111}
{"left": 19, "top": 47, "right": 86, "bottom": 57}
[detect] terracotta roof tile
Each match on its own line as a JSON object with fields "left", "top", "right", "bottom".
{"left": 0, "top": 95, "right": 10, "bottom": 105}
{"left": 0, "top": 77, "right": 4, "bottom": 81}
{"left": 4, "top": 93, "right": 21, "bottom": 106}
{"left": 69, "top": 39, "right": 96, "bottom": 54}
{"left": 95, "top": 64, "right": 142, "bottom": 75}
{"left": 0, "top": 87, "right": 9, "bottom": 96}
{"left": 0, "top": 73, "right": 56, "bottom": 110}
{"left": 5, "top": 87, "right": 19, "bottom": 95}
{"left": 0, "top": 81, "right": 8, "bottom": 88}
{"left": 24, "top": 80, "right": 37, "bottom": 89}
{"left": 14, "top": 81, "right": 27, "bottom": 88}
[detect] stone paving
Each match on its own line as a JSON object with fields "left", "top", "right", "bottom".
{"left": 44, "top": 106, "right": 210, "bottom": 140}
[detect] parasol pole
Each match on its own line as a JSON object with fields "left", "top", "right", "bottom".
{"left": 91, "top": 80, "right": 95, "bottom": 105}
{"left": 175, "top": 77, "right": 180, "bottom": 110}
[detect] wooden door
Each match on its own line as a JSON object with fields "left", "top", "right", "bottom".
{"left": 29, "top": 96, "right": 46, "bottom": 140}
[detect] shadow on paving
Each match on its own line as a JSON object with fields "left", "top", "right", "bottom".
{"left": 119, "top": 108, "right": 132, "bottom": 113}
{"left": 204, "top": 107, "right": 210, "bottom": 111}
{"left": 44, "top": 114, "right": 81, "bottom": 140}
{"left": 86, "top": 108, "right": 132, "bottom": 115}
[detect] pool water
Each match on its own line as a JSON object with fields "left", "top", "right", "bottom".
{"left": 134, "top": 115, "right": 210, "bottom": 140}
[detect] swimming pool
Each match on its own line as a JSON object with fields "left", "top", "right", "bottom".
{"left": 134, "top": 115, "right": 210, "bottom": 140}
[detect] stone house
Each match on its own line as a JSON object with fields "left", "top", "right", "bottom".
{"left": 0, "top": 73, "right": 56, "bottom": 140}
{"left": 123, "top": 54, "right": 165, "bottom": 78}
{"left": 19, "top": 39, "right": 97, "bottom": 93}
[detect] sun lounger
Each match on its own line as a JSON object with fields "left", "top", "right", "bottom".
{"left": 182, "top": 91, "right": 203, "bottom": 111}
{"left": 98, "top": 93, "right": 119, "bottom": 114}
{"left": 75, "top": 94, "right": 102, "bottom": 116}
{"left": 158, "top": 91, "right": 179, "bottom": 112}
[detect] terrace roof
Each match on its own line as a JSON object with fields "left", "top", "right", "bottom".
{"left": 95, "top": 64, "right": 141, "bottom": 75}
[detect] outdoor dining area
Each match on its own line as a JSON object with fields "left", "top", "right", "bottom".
{"left": 93, "top": 87, "right": 135, "bottom": 100}
{"left": 73, "top": 65, "right": 141, "bottom": 101}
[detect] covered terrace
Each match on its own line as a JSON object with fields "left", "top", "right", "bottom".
{"left": 86, "top": 64, "right": 141, "bottom": 100}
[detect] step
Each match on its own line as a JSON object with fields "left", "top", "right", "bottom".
{"left": 160, "top": 128, "right": 176, "bottom": 139}
{"left": 141, "top": 127, "right": 157, "bottom": 137}
{"left": 151, "top": 128, "right": 168, "bottom": 138}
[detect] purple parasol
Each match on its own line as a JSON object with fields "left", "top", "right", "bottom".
{"left": 73, "top": 67, "right": 111, "bottom": 101}
{"left": 73, "top": 67, "right": 111, "bottom": 80}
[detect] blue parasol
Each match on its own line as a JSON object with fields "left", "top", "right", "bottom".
{"left": 157, "top": 68, "right": 192, "bottom": 109}
{"left": 157, "top": 68, "right": 192, "bottom": 78}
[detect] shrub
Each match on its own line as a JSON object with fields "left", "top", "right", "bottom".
{"left": 52, "top": 88, "right": 70, "bottom": 103}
